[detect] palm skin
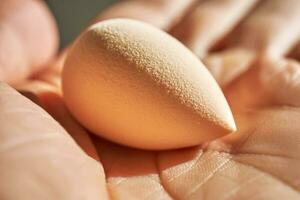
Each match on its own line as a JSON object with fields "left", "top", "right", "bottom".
{"left": 90, "top": 57, "right": 300, "bottom": 200}
{"left": 1, "top": 0, "right": 300, "bottom": 199}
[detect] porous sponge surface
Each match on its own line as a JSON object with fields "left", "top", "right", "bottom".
{"left": 63, "top": 19, "right": 236, "bottom": 150}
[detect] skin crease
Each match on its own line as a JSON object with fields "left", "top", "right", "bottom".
{"left": 2, "top": 0, "right": 300, "bottom": 199}
{"left": 0, "top": 0, "right": 59, "bottom": 85}
{"left": 62, "top": 19, "right": 236, "bottom": 150}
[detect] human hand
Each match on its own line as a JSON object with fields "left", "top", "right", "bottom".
{"left": 1, "top": 0, "right": 300, "bottom": 199}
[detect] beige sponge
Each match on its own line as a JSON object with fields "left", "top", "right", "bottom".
{"left": 62, "top": 19, "right": 236, "bottom": 150}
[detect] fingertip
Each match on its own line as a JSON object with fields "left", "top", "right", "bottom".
{"left": 0, "top": 0, "right": 59, "bottom": 84}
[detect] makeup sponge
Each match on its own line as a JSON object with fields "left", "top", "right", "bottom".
{"left": 62, "top": 19, "right": 236, "bottom": 150}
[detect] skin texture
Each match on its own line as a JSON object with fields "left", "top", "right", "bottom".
{"left": 0, "top": 0, "right": 59, "bottom": 85}
{"left": 1, "top": 0, "right": 300, "bottom": 199}
{"left": 63, "top": 19, "right": 236, "bottom": 150}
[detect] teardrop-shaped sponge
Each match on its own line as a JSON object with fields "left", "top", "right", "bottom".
{"left": 62, "top": 19, "right": 236, "bottom": 150}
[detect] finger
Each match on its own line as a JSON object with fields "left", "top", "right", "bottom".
{"left": 28, "top": 49, "right": 67, "bottom": 91}
{"left": 32, "top": 49, "right": 67, "bottom": 85}
{"left": 0, "top": 83, "right": 108, "bottom": 199}
{"left": 222, "top": 58, "right": 300, "bottom": 120}
{"left": 231, "top": 0, "right": 300, "bottom": 56}
{"left": 172, "top": 0, "right": 259, "bottom": 58}
{"left": 0, "top": 0, "right": 58, "bottom": 84}
{"left": 204, "top": 0, "right": 300, "bottom": 86}
{"left": 92, "top": 0, "right": 197, "bottom": 30}
{"left": 93, "top": 138, "right": 172, "bottom": 199}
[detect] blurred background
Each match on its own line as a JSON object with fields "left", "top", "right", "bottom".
{"left": 45, "top": 0, "right": 116, "bottom": 48}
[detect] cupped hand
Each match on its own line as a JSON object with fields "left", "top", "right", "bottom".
{"left": 1, "top": 0, "right": 300, "bottom": 199}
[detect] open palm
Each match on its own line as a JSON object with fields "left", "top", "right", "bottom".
{"left": 1, "top": 0, "right": 300, "bottom": 199}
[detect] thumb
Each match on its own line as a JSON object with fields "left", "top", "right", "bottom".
{"left": 0, "top": 83, "right": 108, "bottom": 199}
